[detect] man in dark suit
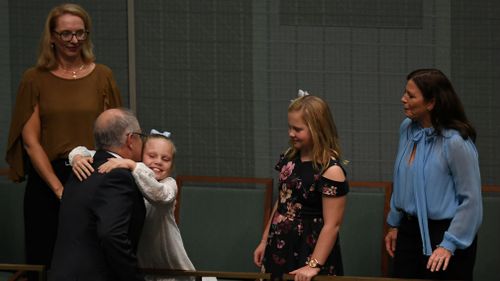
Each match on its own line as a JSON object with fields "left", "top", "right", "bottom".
{"left": 49, "top": 108, "right": 146, "bottom": 281}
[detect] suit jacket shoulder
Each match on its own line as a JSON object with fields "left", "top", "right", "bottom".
{"left": 50, "top": 149, "right": 145, "bottom": 281}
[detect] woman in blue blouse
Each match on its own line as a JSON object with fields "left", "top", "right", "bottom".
{"left": 384, "top": 69, "right": 482, "bottom": 280}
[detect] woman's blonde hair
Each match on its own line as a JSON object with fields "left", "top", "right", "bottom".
{"left": 36, "top": 3, "right": 95, "bottom": 70}
{"left": 286, "top": 95, "right": 342, "bottom": 173}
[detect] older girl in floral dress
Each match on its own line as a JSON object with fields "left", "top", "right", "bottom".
{"left": 253, "top": 92, "right": 349, "bottom": 281}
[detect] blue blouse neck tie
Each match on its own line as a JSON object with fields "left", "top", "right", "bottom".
{"left": 411, "top": 126, "right": 436, "bottom": 256}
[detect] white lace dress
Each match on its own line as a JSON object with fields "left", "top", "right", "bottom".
{"left": 132, "top": 163, "right": 195, "bottom": 272}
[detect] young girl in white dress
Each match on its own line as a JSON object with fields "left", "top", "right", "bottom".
{"left": 69, "top": 129, "right": 195, "bottom": 280}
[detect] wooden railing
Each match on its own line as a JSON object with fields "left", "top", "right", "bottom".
{"left": 283, "top": 273, "right": 431, "bottom": 281}
{"left": 0, "top": 266, "right": 435, "bottom": 281}
{"left": 141, "top": 268, "right": 270, "bottom": 280}
{"left": 141, "top": 269, "right": 435, "bottom": 280}
{"left": 0, "top": 263, "right": 45, "bottom": 281}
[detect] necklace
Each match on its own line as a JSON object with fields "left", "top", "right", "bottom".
{"left": 60, "top": 64, "right": 86, "bottom": 79}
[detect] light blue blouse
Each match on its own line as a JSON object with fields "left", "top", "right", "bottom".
{"left": 387, "top": 118, "right": 482, "bottom": 255}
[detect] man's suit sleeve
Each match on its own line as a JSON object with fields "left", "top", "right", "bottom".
{"left": 92, "top": 168, "right": 144, "bottom": 281}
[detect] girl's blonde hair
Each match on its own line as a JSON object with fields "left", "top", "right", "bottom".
{"left": 36, "top": 3, "right": 95, "bottom": 70}
{"left": 286, "top": 95, "right": 342, "bottom": 173}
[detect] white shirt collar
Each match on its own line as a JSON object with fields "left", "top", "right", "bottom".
{"left": 106, "top": 151, "right": 123, "bottom": 159}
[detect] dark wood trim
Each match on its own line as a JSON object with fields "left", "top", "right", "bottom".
{"left": 175, "top": 175, "right": 273, "bottom": 229}
{"left": 140, "top": 268, "right": 270, "bottom": 280}
{"left": 141, "top": 269, "right": 434, "bottom": 280}
{"left": 0, "top": 263, "right": 45, "bottom": 281}
{"left": 482, "top": 185, "right": 500, "bottom": 192}
{"left": 283, "top": 273, "right": 431, "bottom": 281}
{"left": 140, "top": 269, "right": 435, "bottom": 281}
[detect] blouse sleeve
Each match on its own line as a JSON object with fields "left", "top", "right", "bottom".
{"left": 101, "top": 65, "right": 122, "bottom": 109}
{"left": 320, "top": 177, "right": 349, "bottom": 197}
{"left": 68, "top": 146, "right": 95, "bottom": 166}
{"left": 5, "top": 69, "right": 39, "bottom": 182}
{"left": 440, "top": 135, "right": 483, "bottom": 252}
{"left": 319, "top": 159, "right": 349, "bottom": 197}
{"left": 386, "top": 118, "right": 412, "bottom": 227}
{"left": 131, "top": 163, "right": 177, "bottom": 205}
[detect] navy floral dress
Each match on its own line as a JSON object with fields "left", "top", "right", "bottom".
{"left": 262, "top": 154, "right": 349, "bottom": 279}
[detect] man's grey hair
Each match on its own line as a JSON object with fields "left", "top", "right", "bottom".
{"left": 94, "top": 108, "right": 141, "bottom": 150}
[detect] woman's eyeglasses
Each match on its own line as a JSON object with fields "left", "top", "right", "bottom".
{"left": 52, "top": 29, "right": 89, "bottom": 42}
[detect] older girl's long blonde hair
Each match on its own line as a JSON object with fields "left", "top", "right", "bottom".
{"left": 36, "top": 3, "right": 95, "bottom": 70}
{"left": 285, "top": 95, "right": 343, "bottom": 174}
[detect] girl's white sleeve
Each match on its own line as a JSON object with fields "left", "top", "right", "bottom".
{"left": 132, "top": 162, "right": 177, "bottom": 204}
{"left": 68, "top": 146, "right": 96, "bottom": 166}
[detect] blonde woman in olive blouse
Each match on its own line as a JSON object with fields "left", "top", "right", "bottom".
{"left": 5, "top": 3, "right": 121, "bottom": 271}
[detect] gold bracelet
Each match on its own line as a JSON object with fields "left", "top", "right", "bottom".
{"left": 306, "top": 257, "right": 323, "bottom": 268}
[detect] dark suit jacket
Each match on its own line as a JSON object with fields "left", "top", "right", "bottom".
{"left": 49, "top": 150, "right": 146, "bottom": 281}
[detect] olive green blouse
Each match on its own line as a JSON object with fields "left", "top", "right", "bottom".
{"left": 5, "top": 64, "right": 122, "bottom": 182}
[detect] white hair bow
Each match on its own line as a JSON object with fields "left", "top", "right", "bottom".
{"left": 298, "top": 89, "right": 310, "bottom": 97}
{"left": 150, "top": 129, "right": 171, "bottom": 138}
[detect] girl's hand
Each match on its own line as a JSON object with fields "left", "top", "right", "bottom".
{"left": 427, "top": 246, "right": 452, "bottom": 272}
{"left": 72, "top": 155, "right": 94, "bottom": 181}
{"left": 253, "top": 240, "right": 267, "bottom": 267}
{"left": 289, "top": 265, "right": 321, "bottom": 281}
{"left": 98, "top": 158, "right": 135, "bottom": 174}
